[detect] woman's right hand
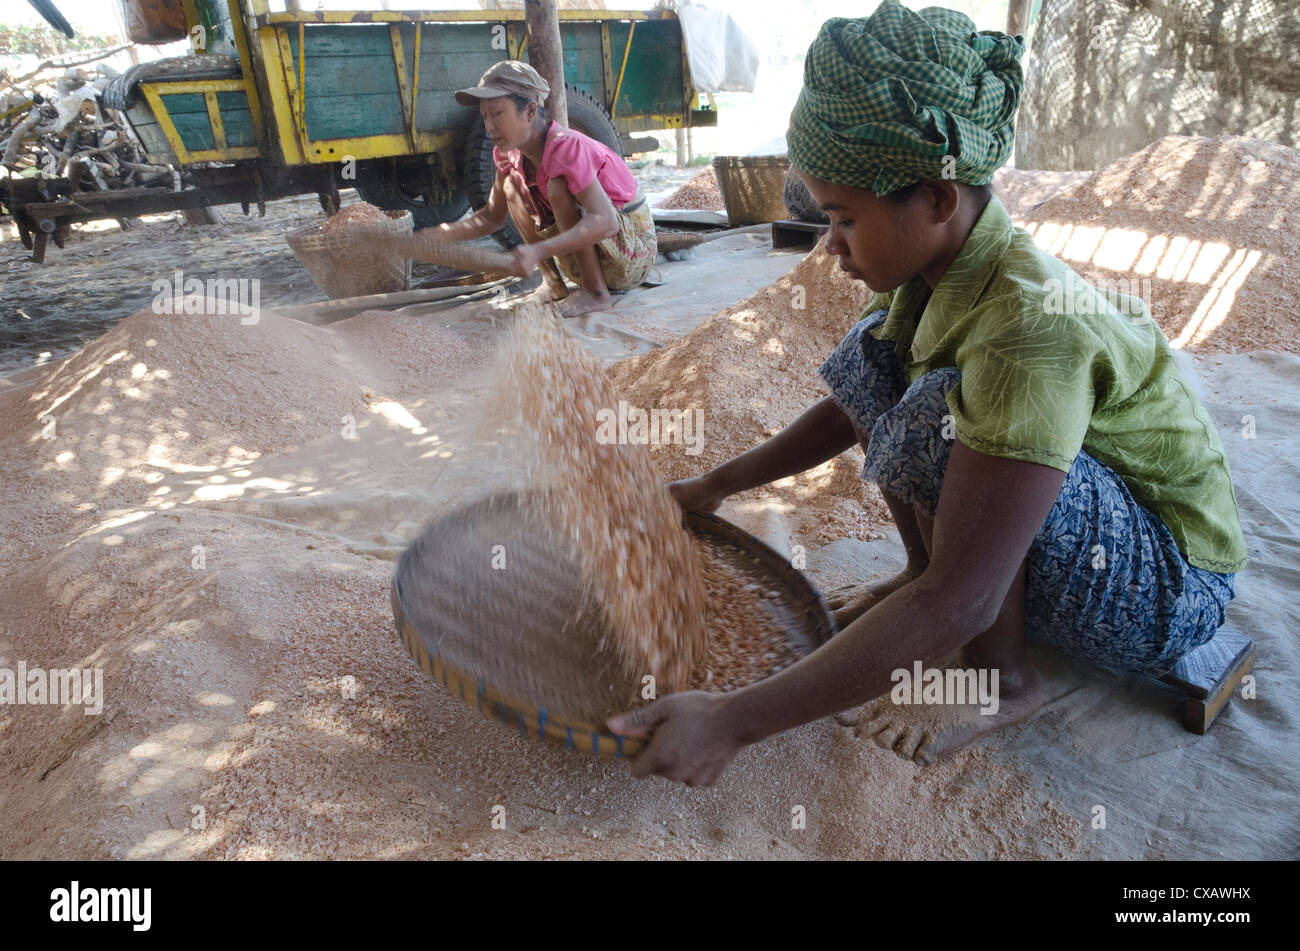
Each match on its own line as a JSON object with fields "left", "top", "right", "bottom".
{"left": 668, "top": 474, "right": 727, "bottom": 515}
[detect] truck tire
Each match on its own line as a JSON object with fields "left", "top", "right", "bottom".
{"left": 463, "top": 84, "right": 623, "bottom": 250}
{"left": 783, "top": 167, "right": 828, "bottom": 224}
{"left": 353, "top": 163, "right": 469, "bottom": 231}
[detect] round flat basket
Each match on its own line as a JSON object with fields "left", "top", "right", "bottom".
{"left": 391, "top": 492, "right": 836, "bottom": 759}
{"left": 286, "top": 208, "right": 413, "bottom": 299}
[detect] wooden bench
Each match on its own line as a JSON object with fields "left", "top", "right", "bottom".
{"left": 1159, "top": 627, "right": 1255, "bottom": 733}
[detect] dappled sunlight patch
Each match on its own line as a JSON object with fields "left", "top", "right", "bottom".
{"left": 1020, "top": 135, "right": 1299, "bottom": 353}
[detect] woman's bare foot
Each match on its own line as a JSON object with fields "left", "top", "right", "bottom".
{"left": 825, "top": 564, "right": 924, "bottom": 630}
{"left": 557, "top": 288, "right": 613, "bottom": 317}
{"left": 840, "top": 666, "right": 1045, "bottom": 764}
{"left": 524, "top": 281, "right": 566, "bottom": 304}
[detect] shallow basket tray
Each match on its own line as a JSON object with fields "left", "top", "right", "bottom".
{"left": 391, "top": 493, "right": 837, "bottom": 759}
{"left": 286, "top": 209, "right": 413, "bottom": 299}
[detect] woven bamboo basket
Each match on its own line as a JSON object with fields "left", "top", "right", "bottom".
{"left": 391, "top": 492, "right": 836, "bottom": 759}
{"left": 286, "top": 209, "right": 413, "bottom": 300}
{"left": 712, "top": 155, "right": 792, "bottom": 226}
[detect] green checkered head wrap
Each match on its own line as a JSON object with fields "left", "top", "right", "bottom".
{"left": 788, "top": 0, "right": 1024, "bottom": 196}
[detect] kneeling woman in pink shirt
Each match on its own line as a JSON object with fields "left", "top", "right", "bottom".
{"left": 423, "top": 60, "right": 655, "bottom": 317}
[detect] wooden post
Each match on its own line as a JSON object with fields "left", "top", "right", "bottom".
{"left": 675, "top": 128, "right": 686, "bottom": 167}
{"left": 1007, "top": 0, "right": 1031, "bottom": 37}
{"left": 524, "top": 0, "right": 568, "bottom": 128}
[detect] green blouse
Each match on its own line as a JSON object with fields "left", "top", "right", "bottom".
{"left": 865, "top": 195, "right": 1247, "bottom": 573}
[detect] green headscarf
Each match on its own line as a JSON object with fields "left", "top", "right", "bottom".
{"left": 788, "top": 0, "right": 1024, "bottom": 196}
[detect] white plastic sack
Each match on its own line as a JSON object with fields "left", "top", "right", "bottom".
{"left": 675, "top": 1, "right": 759, "bottom": 94}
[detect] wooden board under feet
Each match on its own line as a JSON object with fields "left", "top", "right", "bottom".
{"left": 1159, "top": 627, "right": 1255, "bottom": 734}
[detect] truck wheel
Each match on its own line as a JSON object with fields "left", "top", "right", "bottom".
{"left": 783, "top": 167, "right": 828, "bottom": 224}
{"left": 463, "top": 83, "right": 623, "bottom": 250}
{"left": 353, "top": 168, "right": 469, "bottom": 231}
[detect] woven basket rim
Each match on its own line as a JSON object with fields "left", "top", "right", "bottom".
{"left": 392, "top": 501, "right": 836, "bottom": 759}
{"left": 286, "top": 208, "right": 412, "bottom": 252}
{"left": 712, "top": 154, "right": 792, "bottom": 168}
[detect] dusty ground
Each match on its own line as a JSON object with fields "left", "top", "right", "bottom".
{"left": 1, "top": 160, "right": 701, "bottom": 375}
{"left": 0, "top": 139, "right": 1293, "bottom": 861}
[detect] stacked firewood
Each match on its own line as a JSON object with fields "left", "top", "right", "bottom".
{"left": 1, "top": 50, "right": 175, "bottom": 191}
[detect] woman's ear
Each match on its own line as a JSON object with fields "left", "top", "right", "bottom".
{"left": 925, "top": 180, "right": 963, "bottom": 224}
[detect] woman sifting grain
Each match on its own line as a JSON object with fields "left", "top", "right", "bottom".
{"left": 608, "top": 0, "right": 1247, "bottom": 786}
{"left": 406, "top": 60, "right": 654, "bottom": 317}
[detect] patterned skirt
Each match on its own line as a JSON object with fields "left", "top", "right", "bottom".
{"left": 819, "top": 310, "right": 1237, "bottom": 675}
{"left": 538, "top": 190, "right": 657, "bottom": 291}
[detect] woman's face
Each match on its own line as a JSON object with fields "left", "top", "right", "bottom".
{"left": 481, "top": 97, "right": 536, "bottom": 152}
{"left": 800, "top": 173, "right": 942, "bottom": 293}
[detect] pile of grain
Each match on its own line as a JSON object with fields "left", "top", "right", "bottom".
{"left": 689, "top": 539, "right": 800, "bottom": 693}
{"left": 332, "top": 308, "right": 496, "bottom": 400}
{"left": 499, "top": 302, "right": 708, "bottom": 693}
{"left": 0, "top": 303, "right": 372, "bottom": 525}
{"left": 1018, "top": 135, "right": 1299, "bottom": 354}
{"left": 308, "top": 201, "right": 391, "bottom": 235}
{"left": 659, "top": 167, "right": 725, "bottom": 211}
{"left": 0, "top": 259, "right": 1090, "bottom": 861}
{"left": 608, "top": 243, "right": 890, "bottom": 547}
{"left": 991, "top": 167, "right": 1091, "bottom": 221}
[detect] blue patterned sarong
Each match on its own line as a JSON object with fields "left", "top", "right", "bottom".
{"left": 819, "top": 310, "right": 1236, "bottom": 675}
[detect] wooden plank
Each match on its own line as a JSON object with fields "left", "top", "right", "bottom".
{"left": 389, "top": 23, "right": 415, "bottom": 149}
{"left": 157, "top": 91, "right": 209, "bottom": 115}
{"left": 1158, "top": 627, "right": 1255, "bottom": 735}
{"left": 214, "top": 92, "right": 257, "bottom": 147}
{"left": 224, "top": 0, "right": 266, "bottom": 151}
{"left": 1181, "top": 643, "right": 1255, "bottom": 734}
{"left": 172, "top": 111, "right": 217, "bottom": 151}
{"left": 298, "top": 23, "right": 398, "bottom": 57}
{"left": 1161, "top": 627, "right": 1253, "bottom": 699}
{"left": 258, "top": 9, "right": 667, "bottom": 25}
{"left": 304, "top": 94, "right": 407, "bottom": 139}
{"left": 610, "top": 20, "right": 635, "bottom": 118}
{"left": 610, "top": 19, "right": 682, "bottom": 116}
{"left": 275, "top": 26, "right": 310, "bottom": 159}
{"left": 204, "top": 91, "right": 228, "bottom": 151}
{"left": 304, "top": 55, "right": 404, "bottom": 97}
{"left": 417, "top": 20, "right": 501, "bottom": 54}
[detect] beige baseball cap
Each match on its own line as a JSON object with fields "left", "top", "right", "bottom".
{"left": 455, "top": 60, "right": 551, "bottom": 106}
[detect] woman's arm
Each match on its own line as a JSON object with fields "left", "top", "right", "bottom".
{"left": 673, "top": 396, "right": 859, "bottom": 513}
{"left": 526, "top": 178, "right": 619, "bottom": 259}
{"left": 401, "top": 173, "right": 510, "bottom": 256}
{"left": 610, "top": 440, "right": 1067, "bottom": 785}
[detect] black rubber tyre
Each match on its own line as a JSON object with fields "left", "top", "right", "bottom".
{"left": 463, "top": 84, "right": 623, "bottom": 250}
{"left": 783, "top": 167, "right": 829, "bottom": 224}
{"left": 353, "top": 163, "right": 469, "bottom": 231}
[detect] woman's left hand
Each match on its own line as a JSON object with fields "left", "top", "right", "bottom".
{"left": 607, "top": 691, "right": 745, "bottom": 787}
{"left": 510, "top": 242, "right": 544, "bottom": 279}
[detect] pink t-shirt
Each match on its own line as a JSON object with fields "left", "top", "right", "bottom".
{"left": 493, "top": 121, "right": 637, "bottom": 212}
